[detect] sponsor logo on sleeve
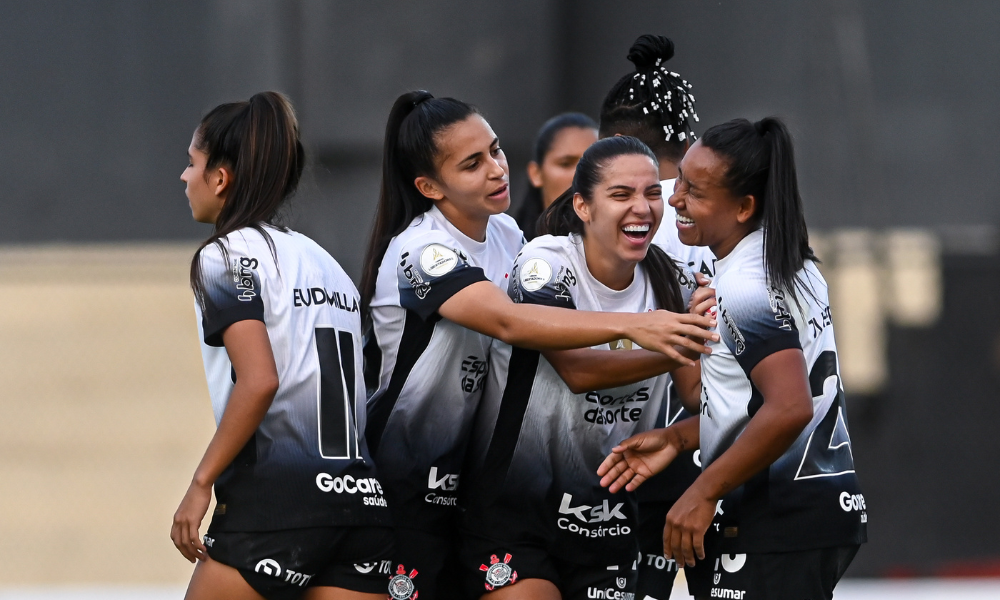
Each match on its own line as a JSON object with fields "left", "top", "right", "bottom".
{"left": 519, "top": 258, "right": 552, "bottom": 292}
{"left": 718, "top": 298, "right": 746, "bottom": 355}
{"left": 420, "top": 244, "right": 459, "bottom": 276}
{"left": 400, "top": 252, "right": 432, "bottom": 299}
{"left": 232, "top": 257, "right": 258, "bottom": 301}
{"left": 767, "top": 285, "right": 794, "bottom": 331}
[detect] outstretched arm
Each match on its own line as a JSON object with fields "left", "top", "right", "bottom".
{"left": 597, "top": 415, "right": 700, "bottom": 493}
{"left": 439, "top": 281, "right": 717, "bottom": 366}
{"left": 170, "top": 320, "right": 279, "bottom": 562}
{"left": 543, "top": 346, "right": 700, "bottom": 394}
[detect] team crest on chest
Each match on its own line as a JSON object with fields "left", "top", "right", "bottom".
{"left": 519, "top": 258, "right": 552, "bottom": 291}
{"left": 420, "top": 244, "right": 459, "bottom": 276}
{"left": 480, "top": 553, "right": 518, "bottom": 590}
{"left": 388, "top": 564, "right": 418, "bottom": 600}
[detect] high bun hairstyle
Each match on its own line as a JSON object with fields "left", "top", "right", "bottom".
{"left": 189, "top": 91, "right": 305, "bottom": 301}
{"left": 538, "top": 136, "right": 686, "bottom": 312}
{"left": 360, "top": 91, "right": 479, "bottom": 316}
{"left": 599, "top": 34, "right": 699, "bottom": 163}
{"left": 700, "top": 117, "right": 818, "bottom": 301}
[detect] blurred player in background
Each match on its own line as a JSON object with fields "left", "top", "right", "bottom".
{"left": 598, "top": 34, "right": 712, "bottom": 599}
{"left": 514, "top": 112, "right": 598, "bottom": 240}
{"left": 458, "top": 136, "right": 700, "bottom": 600}
{"left": 361, "top": 91, "right": 717, "bottom": 599}
{"left": 600, "top": 117, "right": 867, "bottom": 600}
{"left": 172, "top": 91, "right": 393, "bottom": 600}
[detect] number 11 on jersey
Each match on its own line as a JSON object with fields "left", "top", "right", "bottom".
{"left": 316, "top": 327, "right": 360, "bottom": 459}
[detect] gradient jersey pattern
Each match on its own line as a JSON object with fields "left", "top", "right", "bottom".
{"left": 700, "top": 229, "right": 867, "bottom": 552}
{"left": 462, "top": 234, "right": 695, "bottom": 565}
{"left": 364, "top": 206, "right": 524, "bottom": 532}
{"left": 195, "top": 226, "right": 389, "bottom": 532}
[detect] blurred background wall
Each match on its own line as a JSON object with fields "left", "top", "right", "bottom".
{"left": 1, "top": 0, "right": 998, "bottom": 587}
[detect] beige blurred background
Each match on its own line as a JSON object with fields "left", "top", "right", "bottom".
{"left": 0, "top": 245, "right": 212, "bottom": 586}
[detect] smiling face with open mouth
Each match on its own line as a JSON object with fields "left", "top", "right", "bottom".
{"left": 575, "top": 153, "right": 663, "bottom": 286}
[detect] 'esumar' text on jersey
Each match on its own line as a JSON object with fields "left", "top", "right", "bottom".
{"left": 195, "top": 226, "right": 388, "bottom": 532}
{"left": 701, "top": 229, "right": 867, "bottom": 552}
{"left": 364, "top": 206, "right": 524, "bottom": 532}
{"left": 462, "top": 234, "right": 694, "bottom": 565}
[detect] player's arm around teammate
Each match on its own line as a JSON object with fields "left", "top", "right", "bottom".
{"left": 173, "top": 92, "right": 392, "bottom": 600}
{"left": 601, "top": 118, "right": 866, "bottom": 600}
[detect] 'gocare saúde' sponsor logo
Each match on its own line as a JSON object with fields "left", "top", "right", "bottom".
{"left": 584, "top": 387, "right": 650, "bottom": 425}
{"left": 557, "top": 493, "right": 630, "bottom": 538}
{"left": 840, "top": 491, "right": 868, "bottom": 522}
{"left": 315, "top": 473, "right": 387, "bottom": 506}
{"left": 425, "top": 466, "right": 459, "bottom": 506}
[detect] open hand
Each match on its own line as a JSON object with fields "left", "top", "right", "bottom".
{"left": 598, "top": 429, "right": 679, "bottom": 493}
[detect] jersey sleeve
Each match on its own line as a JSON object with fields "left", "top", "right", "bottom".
{"left": 197, "top": 240, "right": 266, "bottom": 347}
{"left": 507, "top": 244, "right": 577, "bottom": 309}
{"left": 396, "top": 233, "right": 489, "bottom": 320}
{"left": 716, "top": 274, "right": 801, "bottom": 376}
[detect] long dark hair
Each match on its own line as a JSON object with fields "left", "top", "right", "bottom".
{"left": 538, "top": 136, "right": 685, "bottom": 312}
{"left": 360, "top": 91, "right": 479, "bottom": 317}
{"left": 515, "top": 112, "right": 598, "bottom": 240}
{"left": 599, "top": 34, "right": 699, "bottom": 163}
{"left": 700, "top": 117, "right": 818, "bottom": 300}
{"left": 189, "top": 91, "right": 305, "bottom": 302}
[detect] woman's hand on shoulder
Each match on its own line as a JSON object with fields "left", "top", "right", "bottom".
{"left": 689, "top": 272, "right": 717, "bottom": 317}
{"left": 170, "top": 480, "right": 212, "bottom": 562}
{"left": 626, "top": 310, "right": 717, "bottom": 366}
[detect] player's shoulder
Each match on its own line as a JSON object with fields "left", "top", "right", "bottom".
{"left": 487, "top": 211, "right": 524, "bottom": 242}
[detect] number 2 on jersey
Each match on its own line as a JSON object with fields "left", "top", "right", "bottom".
{"left": 316, "top": 327, "right": 360, "bottom": 460}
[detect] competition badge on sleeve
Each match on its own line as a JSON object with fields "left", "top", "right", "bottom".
{"left": 480, "top": 553, "right": 518, "bottom": 591}
{"left": 519, "top": 258, "right": 552, "bottom": 291}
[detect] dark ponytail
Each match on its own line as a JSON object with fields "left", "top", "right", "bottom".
{"left": 189, "top": 91, "right": 305, "bottom": 302}
{"left": 700, "top": 117, "right": 817, "bottom": 300}
{"left": 538, "top": 136, "right": 685, "bottom": 312}
{"left": 360, "top": 91, "right": 478, "bottom": 317}
{"left": 599, "top": 34, "right": 699, "bottom": 163}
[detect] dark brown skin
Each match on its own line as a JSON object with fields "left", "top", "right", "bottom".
{"left": 598, "top": 140, "right": 816, "bottom": 567}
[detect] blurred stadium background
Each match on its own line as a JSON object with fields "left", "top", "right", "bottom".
{"left": 1, "top": 1, "right": 998, "bottom": 597}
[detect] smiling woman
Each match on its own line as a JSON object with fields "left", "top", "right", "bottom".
{"left": 360, "top": 93, "right": 718, "bottom": 600}
{"left": 455, "top": 136, "right": 700, "bottom": 600}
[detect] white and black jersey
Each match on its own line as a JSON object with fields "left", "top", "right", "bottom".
{"left": 654, "top": 178, "right": 717, "bottom": 278}
{"left": 461, "top": 234, "right": 695, "bottom": 565}
{"left": 364, "top": 206, "right": 523, "bottom": 531}
{"left": 195, "top": 226, "right": 389, "bottom": 532}
{"left": 701, "top": 229, "right": 867, "bottom": 552}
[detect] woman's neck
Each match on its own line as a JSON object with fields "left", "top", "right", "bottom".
{"left": 434, "top": 202, "right": 489, "bottom": 242}
{"left": 581, "top": 235, "right": 637, "bottom": 291}
{"left": 710, "top": 224, "right": 755, "bottom": 260}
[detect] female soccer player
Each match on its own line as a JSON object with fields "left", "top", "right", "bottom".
{"left": 514, "top": 112, "right": 598, "bottom": 240}
{"left": 362, "top": 92, "right": 717, "bottom": 600}
{"left": 599, "top": 118, "right": 867, "bottom": 600}
{"left": 458, "top": 135, "right": 698, "bottom": 600}
{"left": 171, "top": 92, "right": 392, "bottom": 600}
{"left": 598, "top": 33, "right": 712, "bottom": 598}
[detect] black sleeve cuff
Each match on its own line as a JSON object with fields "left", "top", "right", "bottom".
{"left": 518, "top": 288, "right": 576, "bottom": 309}
{"left": 735, "top": 331, "right": 802, "bottom": 377}
{"left": 402, "top": 266, "right": 490, "bottom": 321}
{"left": 203, "top": 304, "right": 267, "bottom": 347}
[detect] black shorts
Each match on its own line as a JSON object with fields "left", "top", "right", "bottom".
{"left": 636, "top": 500, "right": 682, "bottom": 599}
{"left": 459, "top": 532, "right": 637, "bottom": 600}
{"left": 684, "top": 538, "right": 860, "bottom": 600}
{"left": 204, "top": 526, "right": 394, "bottom": 600}
{"left": 389, "top": 527, "right": 462, "bottom": 600}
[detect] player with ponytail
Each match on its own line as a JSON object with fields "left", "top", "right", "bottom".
{"left": 600, "top": 117, "right": 866, "bottom": 600}
{"left": 362, "top": 92, "right": 718, "bottom": 599}
{"left": 173, "top": 92, "right": 392, "bottom": 600}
